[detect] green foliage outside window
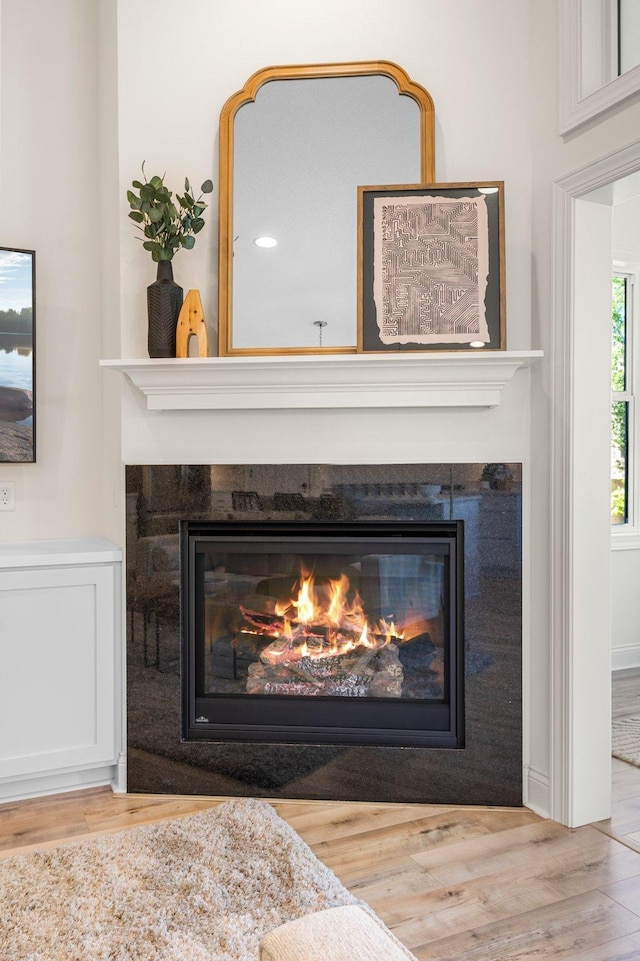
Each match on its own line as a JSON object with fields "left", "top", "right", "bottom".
{"left": 612, "top": 276, "right": 628, "bottom": 525}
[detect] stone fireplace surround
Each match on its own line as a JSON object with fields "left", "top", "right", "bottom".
{"left": 126, "top": 462, "right": 522, "bottom": 806}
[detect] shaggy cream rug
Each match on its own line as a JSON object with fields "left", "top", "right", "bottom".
{"left": 0, "top": 797, "right": 357, "bottom": 960}
{"left": 612, "top": 714, "right": 640, "bottom": 767}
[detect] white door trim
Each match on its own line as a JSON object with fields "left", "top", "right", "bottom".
{"left": 551, "top": 138, "right": 640, "bottom": 826}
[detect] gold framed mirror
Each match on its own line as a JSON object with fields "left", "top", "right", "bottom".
{"left": 217, "top": 61, "right": 435, "bottom": 356}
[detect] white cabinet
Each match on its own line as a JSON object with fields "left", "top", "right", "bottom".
{"left": 0, "top": 538, "right": 122, "bottom": 802}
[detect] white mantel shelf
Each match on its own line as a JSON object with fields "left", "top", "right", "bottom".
{"left": 101, "top": 351, "right": 543, "bottom": 411}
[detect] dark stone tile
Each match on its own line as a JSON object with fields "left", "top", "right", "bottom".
{"left": 126, "top": 463, "right": 522, "bottom": 806}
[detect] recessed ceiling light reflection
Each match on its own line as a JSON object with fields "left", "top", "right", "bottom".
{"left": 469, "top": 341, "right": 486, "bottom": 348}
{"left": 477, "top": 187, "right": 499, "bottom": 194}
{"left": 254, "top": 236, "right": 278, "bottom": 248}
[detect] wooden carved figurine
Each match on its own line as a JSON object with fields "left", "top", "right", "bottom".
{"left": 176, "top": 289, "right": 208, "bottom": 357}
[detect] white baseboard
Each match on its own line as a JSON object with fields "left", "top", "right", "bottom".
{"left": 612, "top": 644, "right": 640, "bottom": 672}
{"left": 111, "top": 752, "right": 127, "bottom": 793}
{"left": 0, "top": 763, "right": 117, "bottom": 804}
{"left": 524, "top": 764, "right": 550, "bottom": 818}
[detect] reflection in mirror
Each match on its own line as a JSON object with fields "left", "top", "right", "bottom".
{"left": 620, "top": 0, "right": 640, "bottom": 75}
{"left": 218, "top": 63, "right": 434, "bottom": 355}
{"left": 563, "top": 0, "right": 640, "bottom": 131}
{"left": 580, "top": 0, "right": 640, "bottom": 97}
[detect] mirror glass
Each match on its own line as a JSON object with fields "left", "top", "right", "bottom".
{"left": 220, "top": 67, "right": 431, "bottom": 354}
{"left": 620, "top": 0, "right": 640, "bottom": 75}
{"left": 580, "top": 0, "right": 640, "bottom": 98}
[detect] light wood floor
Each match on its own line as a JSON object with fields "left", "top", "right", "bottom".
{"left": 596, "top": 667, "right": 640, "bottom": 858}
{"left": 2, "top": 672, "right": 640, "bottom": 960}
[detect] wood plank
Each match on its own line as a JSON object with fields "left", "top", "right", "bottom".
{"left": 553, "top": 929, "right": 640, "bottom": 960}
{"left": 0, "top": 790, "right": 224, "bottom": 856}
{"left": 406, "top": 890, "right": 640, "bottom": 961}
{"left": 347, "top": 861, "right": 442, "bottom": 903}
{"left": 0, "top": 787, "right": 109, "bottom": 851}
{"left": 609, "top": 763, "right": 640, "bottom": 802}
{"left": 376, "top": 838, "right": 640, "bottom": 945}
{"left": 600, "top": 672, "right": 640, "bottom": 852}
{"left": 600, "top": 873, "right": 640, "bottom": 916}
{"left": 275, "top": 800, "right": 450, "bottom": 846}
{"left": 537, "top": 840, "right": 640, "bottom": 897}
{"left": 379, "top": 872, "right": 561, "bottom": 945}
{"left": 313, "top": 808, "right": 538, "bottom": 867}
{"left": 611, "top": 669, "right": 640, "bottom": 719}
{"left": 411, "top": 819, "right": 605, "bottom": 884}
{"left": 596, "top": 794, "right": 640, "bottom": 840}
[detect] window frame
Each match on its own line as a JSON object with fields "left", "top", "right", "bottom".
{"left": 561, "top": 0, "right": 640, "bottom": 134}
{"left": 612, "top": 261, "right": 640, "bottom": 547}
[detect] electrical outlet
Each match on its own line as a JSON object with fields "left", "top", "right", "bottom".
{"left": 0, "top": 482, "right": 16, "bottom": 511}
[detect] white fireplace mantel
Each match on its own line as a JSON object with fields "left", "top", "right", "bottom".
{"left": 101, "top": 351, "right": 543, "bottom": 411}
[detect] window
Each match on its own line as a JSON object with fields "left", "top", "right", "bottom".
{"left": 562, "top": 0, "right": 640, "bottom": 132}
{"left": 611, "top": 274, "right": 631, "bottom": 524}
{"left": 611, "top": 253, "right": 640, "bottom": 545}
{"left": 619, "top": 0, "right": 640, "bottom": 76}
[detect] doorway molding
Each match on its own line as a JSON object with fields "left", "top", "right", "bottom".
{"left": 551, "top": 138, "right": 640, "bottom": 826}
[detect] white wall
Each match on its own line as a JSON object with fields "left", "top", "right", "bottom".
{"left": 116, "top": 0, "right": 533, "bottom": 359}
{"left": 114, "top": 0, "right": 536, "bottom": 468}
{"left": 612, "top": 549, "right": 640, "bottom": 668}
{"left": 0, "top": 0, "right": 105, "bottom": 542}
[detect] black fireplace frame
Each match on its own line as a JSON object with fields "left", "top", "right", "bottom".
{"left": 180, "top": 520, "right": 464, "bottom": 748}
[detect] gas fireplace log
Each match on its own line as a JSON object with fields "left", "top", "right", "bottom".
{"left": 258, "top": 632, "right": 402, "bottom": 668}
{"left": 238, "top": 607, "right": 285, "bottom": 634}
{"left": 246, "top": 658, "right": 376, "bottom": 688}
{"left": 297, "top": 650, "right": 377, "bottom": 678}
{"left": 246, "top": 645, "right": 404, "bottom": 698}
{"left": 246, "top": 679, "right": 319, "bottom": 696}
{"left": 240, "top": 605, "right": 402, "bottom": 652}
{"left": 247, "top": 676, "right": 403, "bottom": 697}
{"left": 349, "top": 649, "right": 377, "bottom": 673}
{"left": 368, "top": 676, "right": 403, "bottom": 697}
{"left": 247, "top": 675, "right": 374, "bottom": 697}
{"left": 377, "top": 643, "right": 400, "bottom": 665}
{"left": 258, "top": 638, "right": 298, "bottom": 665}
{"left": 253, "top": 643, "right": 403, "bottom": 676}
{"left": 247, "top": 663, "right": 325, "bottom": 686}
{"left": 287, "top": 663, "right": 324, "bottom": 687}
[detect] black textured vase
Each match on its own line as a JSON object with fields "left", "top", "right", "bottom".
{"left": 147, "top": 261, "right": 183, "bottom": 358}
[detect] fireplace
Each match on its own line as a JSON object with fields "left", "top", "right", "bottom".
{"left": 181, "top": 520, "right": 464, "bottom": 747}
{"left": 126, "top": 463, "right": 522, "bottom": 806}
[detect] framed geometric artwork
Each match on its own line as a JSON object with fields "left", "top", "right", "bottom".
{"left": 358, "top": 182, "right": 505, "bottom": 352}
{"left": 0, "top": 247, "right": 35, "bottom": 462}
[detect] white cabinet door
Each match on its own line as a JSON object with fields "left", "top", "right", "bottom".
{"left": 0, "top": 564, "right": 117, "bottom": 779}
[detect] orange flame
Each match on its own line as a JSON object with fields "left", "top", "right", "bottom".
{"left": 291, "top": 573, "right": 315, "bottom": 624}
{"left": 327, "top": 574, "right": 350, "bottom": 626}
{"left": 259, "top": 569, "right": 404, "bottom": 662}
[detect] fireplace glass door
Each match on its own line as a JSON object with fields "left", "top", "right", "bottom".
{"left": 181, "top": 521, "right": 464, "bottom": 746}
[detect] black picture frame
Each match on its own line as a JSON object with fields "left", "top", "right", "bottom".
{"left": 358, "top": 182, "right": 505, "bottom": 353}
{"left": 0, "top": 247, "right": 35, "bottom": 462}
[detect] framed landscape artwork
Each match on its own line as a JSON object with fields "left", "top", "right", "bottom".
{"left": 0, "top": 247, "right": 35, "bottom": 462}
{"left": 358, "top": 182, "right": 505, "bottom": 352}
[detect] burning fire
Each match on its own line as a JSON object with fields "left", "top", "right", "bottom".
{"left": 240, "top": 569, "right": 403, "bottom": 665}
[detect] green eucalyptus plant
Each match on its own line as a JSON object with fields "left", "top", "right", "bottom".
{"left": 127, "top": 163, "right": 213, "bottom": 262}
